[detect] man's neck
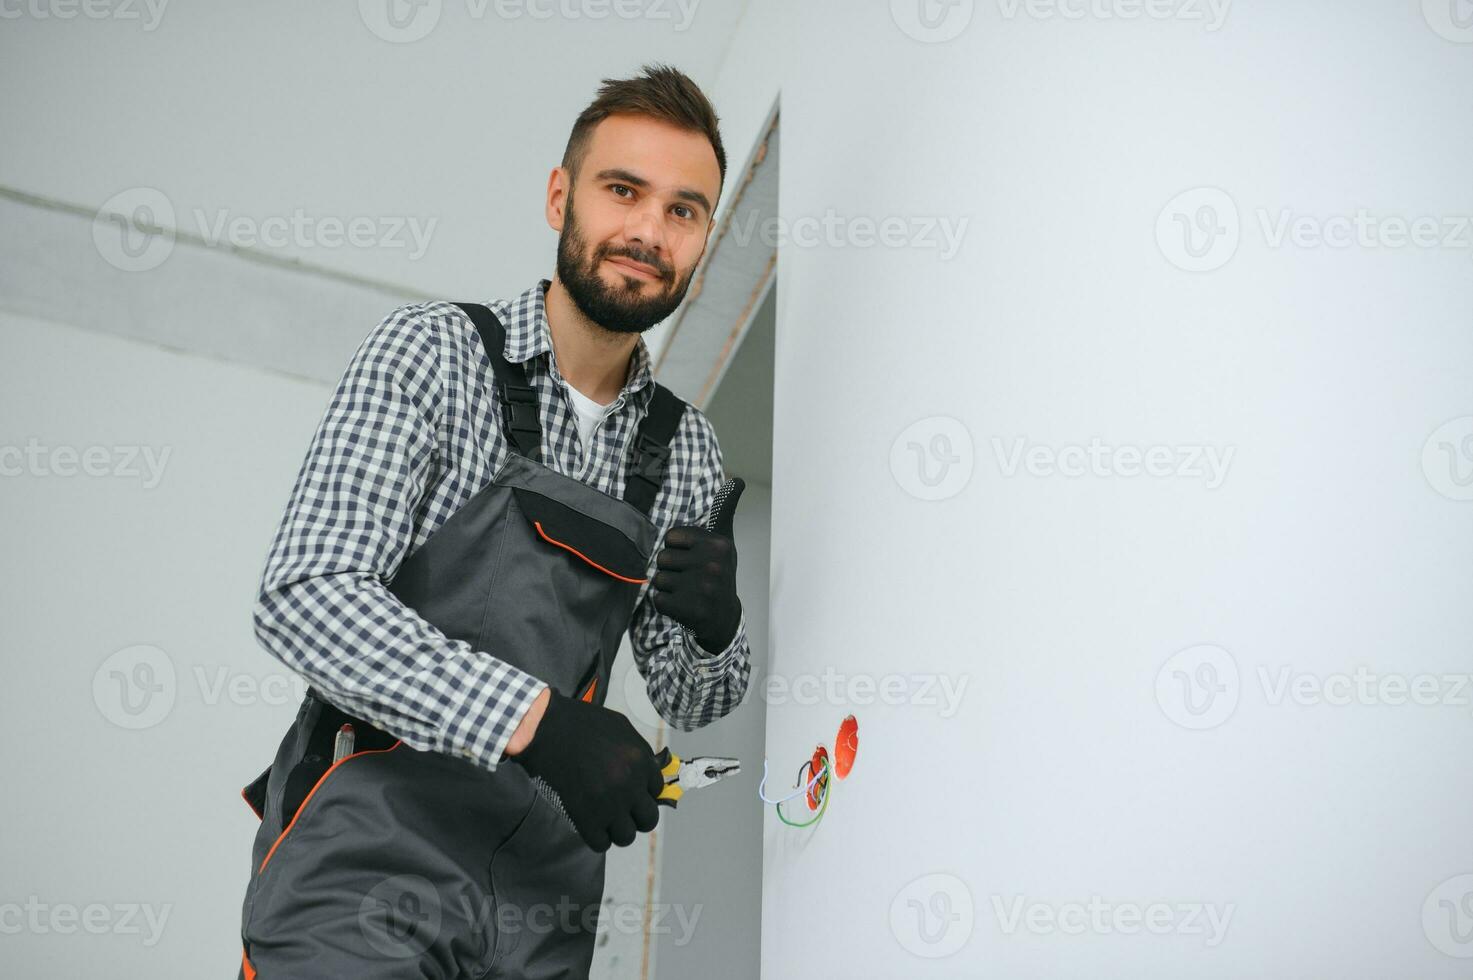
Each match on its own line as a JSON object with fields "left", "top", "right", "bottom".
{"left": 543, "top": 275, "right": 640, "bottom": 406}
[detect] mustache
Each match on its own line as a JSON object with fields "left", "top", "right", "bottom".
{"left": 600, "top": 248, "right": 670, "bottom": 279}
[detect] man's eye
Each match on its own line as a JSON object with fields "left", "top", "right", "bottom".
{"left": 672, "top": 205, "right": 694, "bottom": 220}
{"left": 611, "top": 184, "right": 633, "bottom": 198}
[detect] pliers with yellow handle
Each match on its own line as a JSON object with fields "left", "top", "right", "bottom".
{"left": 654, "top": 746, "right": 740, "bottom": 808}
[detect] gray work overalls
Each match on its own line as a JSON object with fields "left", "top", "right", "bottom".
{"left": 237, "top": 301, "right": 688, "bottom": 979}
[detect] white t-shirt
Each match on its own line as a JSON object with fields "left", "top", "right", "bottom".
{"left": 563, "top": 382, "right": 612, "bottom": 454}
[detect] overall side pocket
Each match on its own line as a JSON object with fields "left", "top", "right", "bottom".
{"left": 255, "top": 741, "right": 404, "bottom": 878}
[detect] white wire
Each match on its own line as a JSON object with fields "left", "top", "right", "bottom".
{"left": 757, "top": 757, "right": 826, "bottom": 805}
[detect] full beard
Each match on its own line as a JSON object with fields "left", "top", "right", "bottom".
{"left": 555, "top": 201, "right": 695, "bottom": 335}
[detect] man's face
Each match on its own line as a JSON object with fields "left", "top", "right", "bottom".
{"left": 548, "top": 112, "right": 721, "bottom": 335}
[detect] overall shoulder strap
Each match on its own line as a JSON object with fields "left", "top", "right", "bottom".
{"left": 624, "top": 382, "right": 687, "bottom": 517}
{"left": 453, "top": 302, "right": 542, "bottom": 462}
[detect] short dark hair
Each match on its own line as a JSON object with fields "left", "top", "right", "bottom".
{"left": 562, "top": 63, "right": 727, "bottom": 203}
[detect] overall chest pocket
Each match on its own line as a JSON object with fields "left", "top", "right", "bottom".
{"left": 510, "top": 485, "right": 651, "bottom": 585}
{"left": 472, "top": 483, "right": 652, "bottom": 701}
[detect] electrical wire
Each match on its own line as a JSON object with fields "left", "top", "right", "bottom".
{"left": 775, "top": 756, "right": 831, "bottom": 828}
{"left": 757, "top": 756, "right": 827, "bottom": 805}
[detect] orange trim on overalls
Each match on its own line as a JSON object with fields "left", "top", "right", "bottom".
{"left": 580, "top": 677, "right": 597, "bottom": 702}
{"left": 257, "top": 741, "right": 404, "bottom": 875}
{"left": 241, "top": 949, "right": 257, "bottom": 980}
{"left": 532, "top": 520, "right": 649, "bottom": 584}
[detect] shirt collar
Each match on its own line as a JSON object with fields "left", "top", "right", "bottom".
{"left": 500, "top": 278, "right": 655, "bottom": 400}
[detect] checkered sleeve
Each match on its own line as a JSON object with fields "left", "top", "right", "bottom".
{"left": 627, "top": 409, "right": 752, "bottom": 731}
{"left": 250, "top": 306, "right": 546, "bottom": 771}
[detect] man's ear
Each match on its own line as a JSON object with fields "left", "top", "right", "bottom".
{"left": 546, "top": 166, "right": 569, "bottom": 232}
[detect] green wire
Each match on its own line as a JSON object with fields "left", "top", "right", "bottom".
{"left": 776, "top": 758, "right": 831, "bottom": 828}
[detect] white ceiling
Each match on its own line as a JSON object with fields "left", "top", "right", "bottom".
{"left": 0, "top": 0, "right": 753, "bottom": 298}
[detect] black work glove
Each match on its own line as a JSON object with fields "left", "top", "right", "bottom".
{"left": 652, "top": 478, "right": 746, "bottom": 654}
{"left": 511, "top": 690, "right": 663, "bottom": 853}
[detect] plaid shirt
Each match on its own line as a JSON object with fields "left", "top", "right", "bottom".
{"left": 251, "top": 278, "right": 751, "bottom": 771}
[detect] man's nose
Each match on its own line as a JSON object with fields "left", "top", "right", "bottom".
{"left": 622, "top": 198, "right": 666, "bottom": 255}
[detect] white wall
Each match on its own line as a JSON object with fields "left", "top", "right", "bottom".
{"left": 0, "top": 310, "right": 338, "bottom": 976}
{"left": 762, "top": 2, "right": 1473, "bottom": 977}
